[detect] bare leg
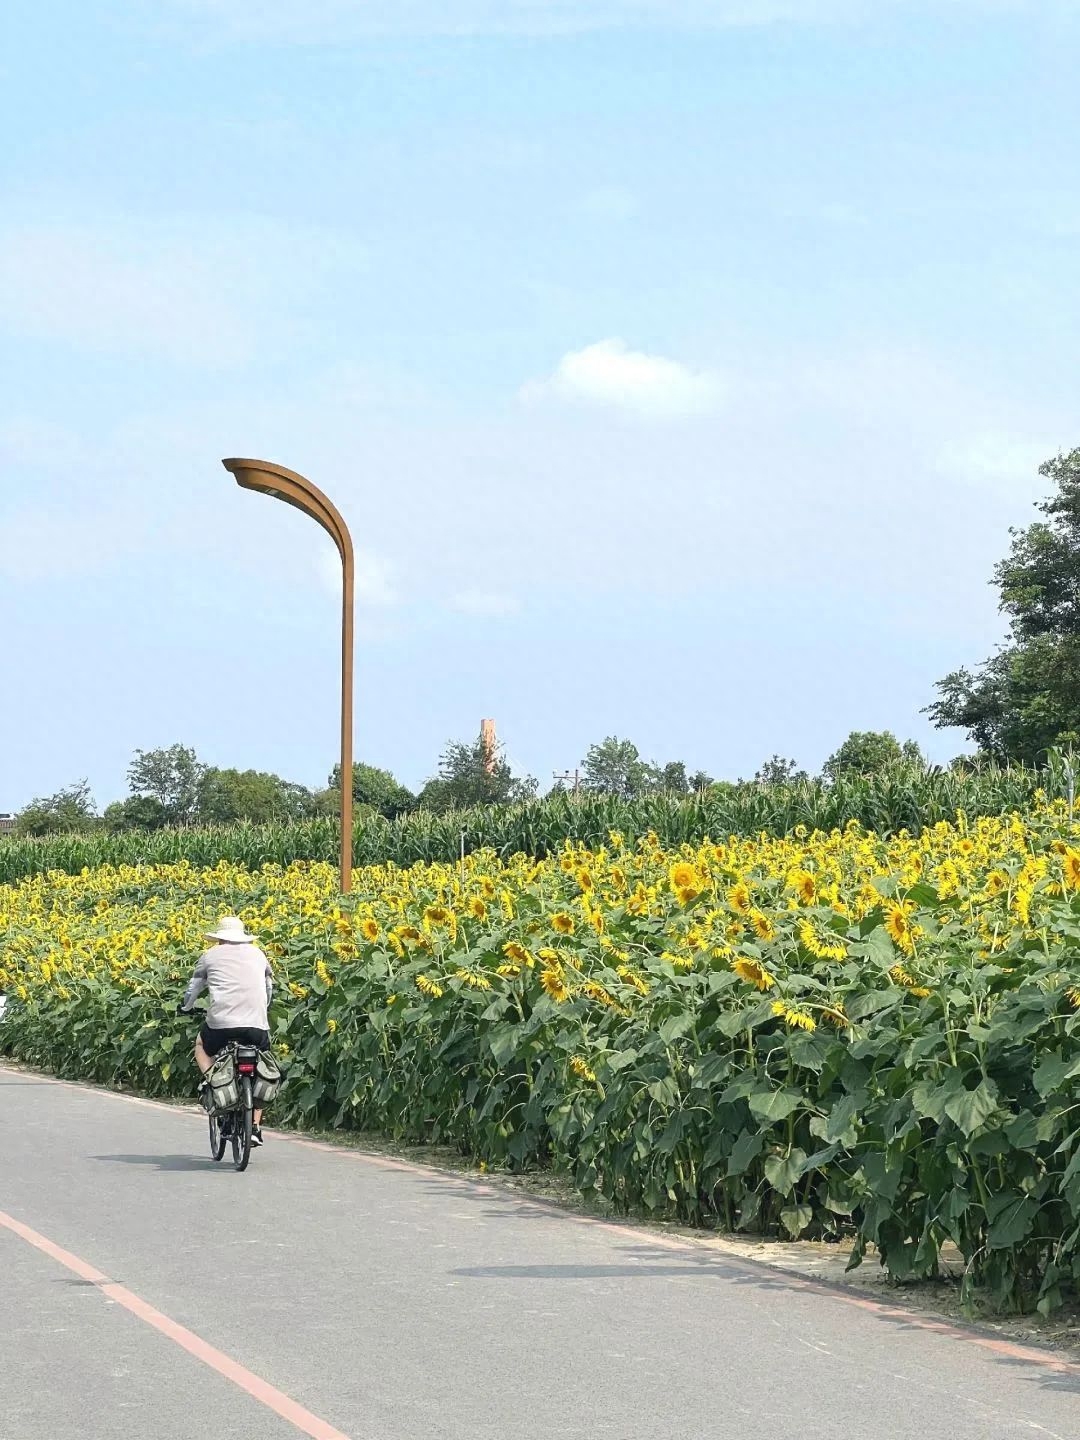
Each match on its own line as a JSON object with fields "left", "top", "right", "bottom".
{"left": 254, "top": 1109, "right": 263, "bottom": 1126}
{"left": 194, "top": 1034, "right": 213, "bottom": 1075}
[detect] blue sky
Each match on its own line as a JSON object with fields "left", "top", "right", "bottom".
{"left": 3, "top": 0, "right": 1079, "bottom": 809}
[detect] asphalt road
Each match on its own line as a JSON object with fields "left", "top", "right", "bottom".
{"left": 2, "top": 1067, "right": 1079, "bottom": 1440}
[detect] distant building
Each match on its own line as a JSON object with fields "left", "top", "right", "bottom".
{"left": 0, "top": 814, "right": 16, "bottom": 835}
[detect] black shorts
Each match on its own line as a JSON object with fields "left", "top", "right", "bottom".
{"left": 200, "top": 1024, "right": 270, "bottom": 1057}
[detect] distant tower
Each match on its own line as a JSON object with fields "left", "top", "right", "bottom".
{"left": 481, "top": 718, "right": 496, "bottom": 774}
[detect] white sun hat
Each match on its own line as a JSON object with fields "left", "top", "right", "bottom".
{"left": 206, "top": 916, "right": 256, "bottom": 944}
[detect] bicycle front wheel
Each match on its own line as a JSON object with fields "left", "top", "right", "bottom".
{"left": 232, "top": 1078, "right": 253, "bottom": 1172}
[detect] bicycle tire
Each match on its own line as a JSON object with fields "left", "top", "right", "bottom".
{"left": 209, "top": 1111, "right": 227, "bottom": 1162}
{"left": 232, "top": 1077, "right": 253, "bottom": 1172}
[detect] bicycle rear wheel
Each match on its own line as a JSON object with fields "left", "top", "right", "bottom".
{"left": 209, "top": 1111, "right": 227, "bottom": 1162}
{"left": 232, "top": 1078, "right": 253, "bottom": 1172}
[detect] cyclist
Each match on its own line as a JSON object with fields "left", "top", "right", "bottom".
{"left": 179, "top": 915, "right": 273, "bottom": 1146}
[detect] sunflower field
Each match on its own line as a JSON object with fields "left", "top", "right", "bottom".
{"left": 5, "top": 804, "right": 1080, "bottom": 1313}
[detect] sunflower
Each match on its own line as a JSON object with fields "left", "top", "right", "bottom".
{"left": 749, "top": 909, "right": 775, "bottom": 942}
{"left": 797, "top": 918, "right": 846, "bottom": 961}
{"left": 1066, "top": 987, "right": 1080, "bottom": 1010}
{"left": 670, "top": 861, "right": 699, "bottom": 892}
{"left": 1064, "top": 850, "right": 1080, "bottom": 891}
{"left": 540, "top": 967, "right": 570, "bottom": 1003}
{"left": 423, "top": 904, "right": 453, "bottom": 927}
{"left": 789, "top": 870, "right": 817, "bottom": 906}
{"left": 415, "top": 973, "right": 444, "bottom": 999}
{"left": 503, "top": 940, "right": 530, "bottom": 965}
{"left": 732, "top": 957, "right": 776, "bottom": 991}
{"left": 576, "top": 867, "right": 595, "bottom": 893}
{"left": 551, "top": 912, "right": 576, "bottom": 935}
{"left": 727, "top": 882, "right": 752, "bottom": 916}
{"left": 771, "top": 1000, "right": 816, "bottom": 1032}
{"left": 582, "top": 980, "right": 623, "bottom": 1011}
{"left": 359, "top": 917, "right": 381, "bottom": 943}
{"left": 617, "top": 964, "right": 650, "bottom": 996}
{"left": 454, "top": 967, "right": 492, "bottom": 991}
{"left": 570, "top": 1056, "right": 598, "bottom": 1083}
{"left": 467, "top": 897, "right": 488, "bottom": 921}
{"left": 884, "top": 902, "right": 915, "bottom": 955}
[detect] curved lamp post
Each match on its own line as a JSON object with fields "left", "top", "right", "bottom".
{"left": 223, "top": 458, "right": 355, "bottom": 894}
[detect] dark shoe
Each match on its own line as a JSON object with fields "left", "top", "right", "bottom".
{"left": 251, "top": 1125, "right": 264, "bottom": 1147}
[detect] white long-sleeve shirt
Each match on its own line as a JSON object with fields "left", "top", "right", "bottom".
{"left": 182, "top": 942, "right": 273, "bottom": 1030}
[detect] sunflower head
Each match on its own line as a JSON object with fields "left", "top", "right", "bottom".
{"left": 732, "top": 957, "right": 776, "bottom": 991}
{"left": 540, "top": 967, "right": 570, "bottom": 1003}
{"left": 727, "top": 882, "right": 752, "bottom": 916}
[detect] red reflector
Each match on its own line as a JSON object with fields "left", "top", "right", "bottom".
{"left": 238, "top": 1063, "right": 255, "bottom": 1074}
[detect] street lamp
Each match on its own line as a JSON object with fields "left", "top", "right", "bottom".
{"left": 222, "top": 458, "right": 356, "bottom": 894}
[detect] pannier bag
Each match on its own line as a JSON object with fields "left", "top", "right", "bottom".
{"left": 252, "top": 1049, "right": 284, "bottom": 1105}
{"left": 208, "top": 1049, "right": 241, "bottom": 1111}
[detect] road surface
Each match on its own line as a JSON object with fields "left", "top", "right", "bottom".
{"left": 2, "top": 1066, "right": 1078, "bottom": 1440}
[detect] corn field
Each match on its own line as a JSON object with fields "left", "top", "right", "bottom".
{"left": 1, "top": 756, "right": 1076, "bottom": 887}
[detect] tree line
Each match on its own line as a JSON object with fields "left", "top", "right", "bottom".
{"left": 11, "top": 730, "right": 933, "bottom": 838}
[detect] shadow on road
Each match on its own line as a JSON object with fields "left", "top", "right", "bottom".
{"left": 91, "top": 1153, "right": 219, "bottom": 1173}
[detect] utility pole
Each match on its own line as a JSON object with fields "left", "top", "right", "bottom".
{"left": 553, "top": 768, "right": 581, "bottom": 796}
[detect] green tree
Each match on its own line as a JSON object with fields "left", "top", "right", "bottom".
{"left": 417, "top": 735, "right": 537, "bottom": 811}
{"left": 688, "top": 769, "right": 716, "bottom": 794}
{"left": 929, "top": 451, "right": 1080, "bottom": 762}
{"left": 581, "top": 737, "right": 653, "bottom": 798}
{"left": 16, "top": 780, "right": 99, "bottom": 836}
{"left": 102, "top": 795, "right": 168, "bottom": 832}
{"left": 753, "top": 755, "right": 808, "bottom": 785}
{"left": 822, "top": 731, "right": 923, "bottom": 782}
{"left": 655, "top": 761, "right": 689, "bottom": 794}
{"left": 326, "top": 762, "right": 415, "bottom": 820}
{"left": 197, "top": 768, "right": 316, "bottom": 824}
{"left": 127, "top": 744, "right": 205, "bottom": 824}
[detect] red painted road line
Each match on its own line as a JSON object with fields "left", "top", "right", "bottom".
{"left": 0, "top": 1208, "right": 352, "bottom": 1440}
{"left": 7, "top": 1063, "right": 1080, "bottom": 1375}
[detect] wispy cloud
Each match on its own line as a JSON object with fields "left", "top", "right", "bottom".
{"left": 522, "top": 338, "right": 726, "bottom": 419}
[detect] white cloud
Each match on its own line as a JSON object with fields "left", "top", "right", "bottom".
{"left": 157, "top": 0, "right": 1002, "bottom": 43}
{"left": 522, "top": 338, "right": 726, "bottom": 419}
{"left": 450, "top": 589, "right": 521, "bottom": 618}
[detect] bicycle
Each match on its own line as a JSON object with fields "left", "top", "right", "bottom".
{"left": 202, "top": 1042, "right": 259, "bottom": 1172}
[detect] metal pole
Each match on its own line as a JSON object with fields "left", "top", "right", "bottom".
{"left": 223, "top": 458, "right": 356, "bottom": 893}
